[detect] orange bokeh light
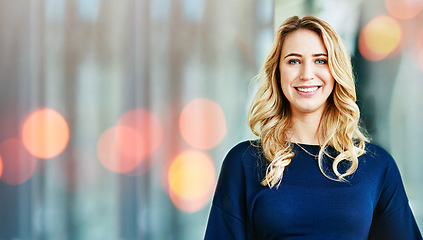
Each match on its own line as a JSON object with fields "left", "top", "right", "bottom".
{"left": 21, "top": 108, "right": 70, "bottom": 159}
{"left": 169, "top": 188, "right": 214, "bottom": 214}
{"left": 359, "top": 16, "right": 402, "bottom": 61}
{"left": 0, "top": 138, "right": 37, "bottom": 185}
{"left": 179, "top": 98, "right": 227, "bottom": 150}
{"left": 385, "top": 0, "right": 423, "bottom": 20}
{"left": 168, "top": 151, "right": 216, "bottom": 213}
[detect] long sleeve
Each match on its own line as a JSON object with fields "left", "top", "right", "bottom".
{"left": 368, "top": 203, "right": 421, "bottom": 239}
{"left": 367, "top": 150, "right": 422, "bottom": 240}
{"left": 204, "top": 142, "right": 252, "bottom": 239}
{"left": 204, "top": 204, "right": 247, "bottom": 239}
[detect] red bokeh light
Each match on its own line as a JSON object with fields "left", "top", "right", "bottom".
{"left": 0, "top": 138, "right": 37, "bottom": 185}
{"left": 97, "top": 108, "right": 163, "bottom": 175}
{"left": 97, "top": 126, "right": 144, "bottom": 174}
{"left": 117, "top": 109, "right": 163, "bottom": 160}
{"left": 0, "top": 155, "right": 3, "bottom": 178}
{"left": 419, "top": 50, "right": 423, "bottom": 72}
{"left": 385, "top": 0, "right": 423, "bottom": 20}
{"left": 417, "top": 28, "right": 423, "bottom": 52}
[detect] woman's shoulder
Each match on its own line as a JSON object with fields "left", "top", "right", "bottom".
{"left": 364, "top": 142, "right": 393, "bottom": 158}
{"left": 227, "top": 139, "right": 261, "bottom": 155}
{"left": 217, "top": 140, "right": 265, "bottom": 187}
{"left": 229, "top": 139, "right": 260, "bottom": 152}
{"left": 223, "top": 139, "right": 263, "bottom": 166}
{"left": 362, "top": 142, "right": 397, "bottom": 169}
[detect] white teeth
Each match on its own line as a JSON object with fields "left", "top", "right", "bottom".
{"left": 296, "top": 86, "right": 319, "bottom": 93}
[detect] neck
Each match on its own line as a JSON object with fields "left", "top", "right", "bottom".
{"left": 289, "top": 111, "right": 322, "bottom": 145}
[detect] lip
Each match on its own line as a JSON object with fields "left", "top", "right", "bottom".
{"left": 294, "top": 85, "right": 321, "bottom": 97}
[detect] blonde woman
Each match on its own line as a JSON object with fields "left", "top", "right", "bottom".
{"left": 204, "top": 16, "right": 422, "bottom": 239}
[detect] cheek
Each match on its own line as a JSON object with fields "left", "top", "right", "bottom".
{"left": 318, "top": 70, "right": 335, "bottom": 88}
{"left": 280, "top": 79, "right": 292, "bottom": 99}
{"left": 325, "top": 77, "right": 335, "bottom": 90}
{"left": 328, "top": 77, "right": 335, "bottom": 91}
{"left": 279, "top": 70, "right": 295, "bottom": 93}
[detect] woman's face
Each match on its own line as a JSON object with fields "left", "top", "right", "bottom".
{"left": 279, "top": 29, "right": 335, "bottom": 117}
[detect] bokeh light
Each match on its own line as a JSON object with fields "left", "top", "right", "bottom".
{"left": 418, "top": 28, "right": 423, "bottom": 51}
{"left": 359, "top": 16, "right": 402, "bottom": 61}
{"left": 419, "top": 50, "right": 423, "bottom": 72}
{"left": 385, "top": 0, "right": 423, "bottom": 20}
{"left": 179, "top": 98, "right": 227, "bottom": 150}
{"left": 96, "top": 108, "right": 163, "bottom": 176}
{"left": 0, "top": 109, "right": 20, "bottom": 140}
{"left": 117, "top": 108, "right": 163, "bottom": 167}
{"left": 21, "top": 108, "right": 70, "bottom": 159}
{"left": 0, "top": 155, "right": 3, "bottom": 178}
{"left": 0, "top": 138, "right": 37, "bottom": 185}
{"left": 168, "top": 151, "right": 216, "bottom": 213}
{"left": 418, "top": 28, "right": 423, "bottom": 72}
{"left": 97, "top": 126, "right": 144, "bottom": 174}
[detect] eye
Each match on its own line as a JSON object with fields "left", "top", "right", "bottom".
{"left": 315, "top": 59, "right": 327, "bottom": 64}
{"left": 288, "top": 59, "right": 300, "bottom": 65}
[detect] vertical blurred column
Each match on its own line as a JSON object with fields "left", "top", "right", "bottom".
{"left": 119, "top": 0, "right": 151, "bottom": 239}
{"left": 144, "top": 0, "right": 274, "bottom": 239}
{"left": 0, "top": 0, "right": 40, "bottom": 239}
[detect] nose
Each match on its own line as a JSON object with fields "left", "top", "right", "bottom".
{"left": 300, "top": 62, "right": 314, "bottom": 80}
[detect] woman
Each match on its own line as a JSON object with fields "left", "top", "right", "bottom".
{"left": 204, "top": 16, "right": 422, "bottom": 239}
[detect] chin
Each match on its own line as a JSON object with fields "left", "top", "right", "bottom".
{"left": 296, "top": 104, "right": 326, "bottom": 114}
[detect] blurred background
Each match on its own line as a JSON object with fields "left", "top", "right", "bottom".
{"left": 0, "top": 0, "right": 421, "bottom": 239}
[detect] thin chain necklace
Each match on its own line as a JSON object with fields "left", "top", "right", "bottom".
{"left": 294, "top": 142, "right": 336, "bottom": 159}
{"left": 294, "top": 142, "right": 319, "bottom": 159}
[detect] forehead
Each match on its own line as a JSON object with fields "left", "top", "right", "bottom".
{"left": 281, "top": 29, "right": 327, "bottom": 56}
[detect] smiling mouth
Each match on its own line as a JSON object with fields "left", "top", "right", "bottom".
{"left": 295, "top": 86, "right": 321, "bottom": 93}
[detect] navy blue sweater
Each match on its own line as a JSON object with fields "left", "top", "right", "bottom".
{"left": 205, "top": 140, "right": 422, "bottom": 239}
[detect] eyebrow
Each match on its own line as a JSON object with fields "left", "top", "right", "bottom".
{"left": 283, "top": 53, "right": 328, "bottom": 59}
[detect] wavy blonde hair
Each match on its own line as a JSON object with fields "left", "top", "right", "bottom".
{"left": 248, "top": 16, "right": 368, "bottom": 188}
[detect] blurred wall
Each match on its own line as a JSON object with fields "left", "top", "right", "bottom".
{"left": 0, "top": 0, "right": 273, "bottom": 239}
